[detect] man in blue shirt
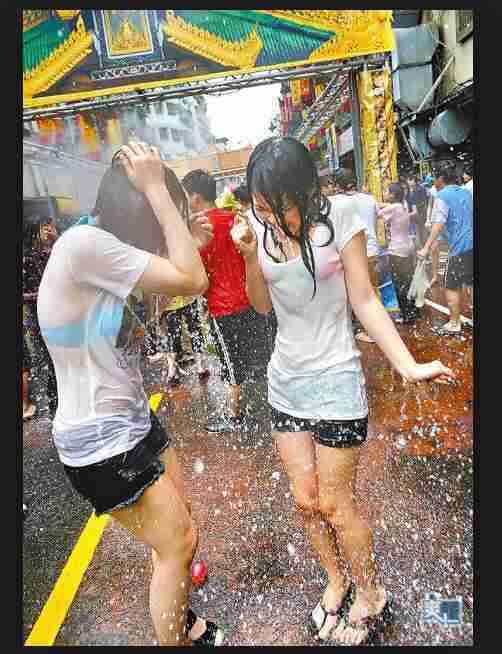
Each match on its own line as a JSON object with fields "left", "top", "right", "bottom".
{"left": 418, "top": 162, "right": 473, "bottom": 335}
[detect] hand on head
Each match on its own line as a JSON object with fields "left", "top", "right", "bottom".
{"left": 116, "top": 140, "right": 165, "bottom": 194}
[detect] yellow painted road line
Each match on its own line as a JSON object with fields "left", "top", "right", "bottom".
{"left": 25, "top": 392, "right": 163, "bottom": 646}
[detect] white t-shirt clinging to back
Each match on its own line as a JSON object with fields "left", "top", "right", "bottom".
{"left": 37, "top": 225, "right": 153, "bottom": 466}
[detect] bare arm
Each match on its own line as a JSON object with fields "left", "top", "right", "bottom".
{"left": 417, "top": 222, "right": 444, "bottom": 258}
{"left": 118, "top": 142, "right": 208, "bottom": 297}
{"left": 342, "top": 232, "right": 454, "bottom": 383}
{"left": 244, "top": 257, "right": 273, "bottom": 315}
{"left": 231, "top": 213, "right": 273, "bottom": 314}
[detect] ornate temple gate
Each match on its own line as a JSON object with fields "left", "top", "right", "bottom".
{"left": 23, "top": 10, "right": 398, "bottom": 196}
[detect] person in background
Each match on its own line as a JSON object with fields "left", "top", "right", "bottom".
{"left": 22, "top": 330, "right": 35, "bottom": 420}
{"left": 332, "top": 168, "right": 380, "bottom": 344}
{"left": 23, "top": 216, "right": 59, "bottom": 417}
{"left": 182, "top": 169, "right": 257, "bottom": 433}
{"left": 423, "top": 174, "right": 443, "bottom": 287}
{"left": 378, "top": 183, "right": 419, "bottom": 324}
{"left": 233, "top": 183, "right": 252, "bottom": 213}
{"left": 161, "top": 295, "right": 210, "bottom": 384}
{"left": 463, "top": 164, "right": 473, "bottom": 196}
{"left": 418, "top": 162, "right": 473, "bottom": 335}
{"left": 406, "top": 174, "right": 429, "bottom": 249}
{"left": 319, "top": 175, "right": 335, "bottom": 197}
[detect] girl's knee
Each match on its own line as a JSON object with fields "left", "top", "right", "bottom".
{"left": 293, "top": 486, "right": 319, "bottom": 515}
{"left": 319, "top": 496, "right": 357, "bottom": 529}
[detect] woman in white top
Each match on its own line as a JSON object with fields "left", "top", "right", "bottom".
{"left": 37, "top": 141, "right": 222, "bottom": 646}
{"left": 231, "top": 138, "right": 454, "bottom": 646}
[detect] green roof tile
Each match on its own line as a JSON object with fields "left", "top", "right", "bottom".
{"left": 175, "top": 10, "right": 334, "bottom": 67}
{"left": 23, "top": 16, "right": 72, "bottom": 75}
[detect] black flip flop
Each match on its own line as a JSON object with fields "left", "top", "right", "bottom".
{"left": 186, "top": 608, "right": 224, "bottom": 646}
{"left": 334, "top": 595, "right": 394, "bottom": 646}
{"left": 308, "top": 581, "right": 356, "bottom": 642}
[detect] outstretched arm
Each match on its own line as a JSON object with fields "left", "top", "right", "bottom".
{"left": 342, "top": 232, "right": 454, "bottom": 383}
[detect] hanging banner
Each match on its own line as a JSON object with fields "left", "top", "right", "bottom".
{"left": 357, "top": 63, "right": 397, "bottom": 202}
{"left": 290, "top": 79, "right": 302, "bottom": 110}
{"left": 24, "top": 10, "right": 395, "bottom": 109}
{"left": 314, "top": 81, "right": 327, "bottom": 99}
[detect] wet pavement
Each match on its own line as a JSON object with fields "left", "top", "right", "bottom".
{"left": 23, "top": 304, "right": 473, "bottom": 646}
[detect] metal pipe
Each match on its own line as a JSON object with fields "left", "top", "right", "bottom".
{"left": 23, "top": 55, "right": 387, "bottom": 122}
{"left": 414, "top": 53, "right": 455, "bottom": 116}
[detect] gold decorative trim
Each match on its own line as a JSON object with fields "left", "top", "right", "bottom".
{"left": 23, "top": 10, "right": 50, "bottom": 32}
{"left": 164, "top": 14, "right": 263, "bottom": 69}
{"left": 258, "top": 10, "right": 391, "bottom": 33}
{"left": 308, "top": 11, "right": 395, "bottom": 62}
{"left": 23, "top": 15, "right": 93, "bottom": 98}
{"left": 56, "top": 10, "right": 81, "bottom": 21}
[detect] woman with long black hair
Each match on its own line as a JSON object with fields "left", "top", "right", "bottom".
{"left": 231, "top": 137, "right": 454, "bottom": 646}
{"left": 37, "top": 141, "right": 222, "bottom": 647}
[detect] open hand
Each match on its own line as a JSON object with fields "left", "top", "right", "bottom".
{"left": 189, "top": 211, "right": 214, "bottom": 249}
{"left": 117, "top": 140, "right": 165, "bottom": 194}
{"left": 405, "top": 360, "right": 456, "bottom": 385}
{"left": 231, "top": 212, "right": 258, "bottom": 261}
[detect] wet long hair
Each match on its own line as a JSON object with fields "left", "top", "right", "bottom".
{"left": 92, "top": 150, "right": 190, "bottom": 254}
{"left": 246, "top": 137, "right": 334, "bottom": 299}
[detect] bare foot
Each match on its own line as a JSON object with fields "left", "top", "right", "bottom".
{"left": 333, "top": 586, "right": 388, "bottom": 646}
{"left": 311, "top": 578, "right": 351, "bottom": 641}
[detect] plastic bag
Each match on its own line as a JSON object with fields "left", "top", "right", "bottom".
{"left": 407, "top": 259, "right": 430, "bottom": 308}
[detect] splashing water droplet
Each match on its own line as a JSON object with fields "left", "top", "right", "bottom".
{"left": 193, "top": 458, "right": 204, "bottom": 474}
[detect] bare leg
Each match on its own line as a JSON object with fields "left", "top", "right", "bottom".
{"left": 430, "top": 241, "right": 439, "bottom": 286}
{"left": 274, "top": 432, "right": 349, "bottom": 638}
{"left": 227, "top": 384, "right": 241, "bottom": 417}
{"left": 112, "top": 447, "right": 197, "bottom": 646}
{"left": 314, "top": 443, "right": 387, "bottom": 645}
{"left": 444, "top": 287, "right": 462, "bottom": 327}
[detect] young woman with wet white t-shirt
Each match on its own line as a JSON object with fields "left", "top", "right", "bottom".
{"left": 37, "top": 142, "right": 223, "bottom": 647}
{"left": 231, "top": 137, "right": 455, "bottom": 646}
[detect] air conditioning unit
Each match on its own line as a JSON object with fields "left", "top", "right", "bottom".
{"left": 392, "top": 24, "right": 439, "bottom": 113}
{"left": 428, "top": 109, "right": 472, "bottom": 147}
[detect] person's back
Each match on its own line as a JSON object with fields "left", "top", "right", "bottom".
{"left": 200, "top": 208, "right": 250, "bottom": 317}
{"left": 380, "top": 202, "right": 412, "bottom": 257}
{"left": 437, "top": 185, "right": 473, "bottom": 256}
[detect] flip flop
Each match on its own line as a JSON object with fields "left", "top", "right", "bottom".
{"left": 333, "top": 595, "right": 394, "bottom": 646}
{"left": 186, "top": 609, "right": 224, "bottom": 646}
{"left": 308, "top": 581, "right": 355, "bottom": 642}
{"left": 355, "top": 332, "right": 375, "bottom": 343}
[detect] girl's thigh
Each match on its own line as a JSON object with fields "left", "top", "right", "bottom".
{"left": 315, "top": 443, "right": 362, "bottom": 510}
{"left": 274, "top": 431, "right": 318, "bottom": 503}
{"left": 111, "top": 448, "right": 193, "bottom": 557}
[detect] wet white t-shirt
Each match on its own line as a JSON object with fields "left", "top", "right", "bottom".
{"left": 249, "top": 197, "right": 368, "bottom": 421}
{"left": 37, "top": 225, "right": 152, "bottom": 466}
{"left": 352, "top": 192, "right": 379, "bottom": 258}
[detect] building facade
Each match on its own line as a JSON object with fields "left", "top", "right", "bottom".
{"left": 393, "top": 9, "right": 474, "bottom": 174}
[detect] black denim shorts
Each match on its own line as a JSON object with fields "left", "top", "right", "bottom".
{"left": 63, "top": 411, "right": 170, "bottom": 516}
{"left": 270, "top": 406, "right": 368, "bottom": 448}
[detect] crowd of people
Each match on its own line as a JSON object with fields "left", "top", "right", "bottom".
{"left": 22, "top": 136, "right": 473, "bottom": 646}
